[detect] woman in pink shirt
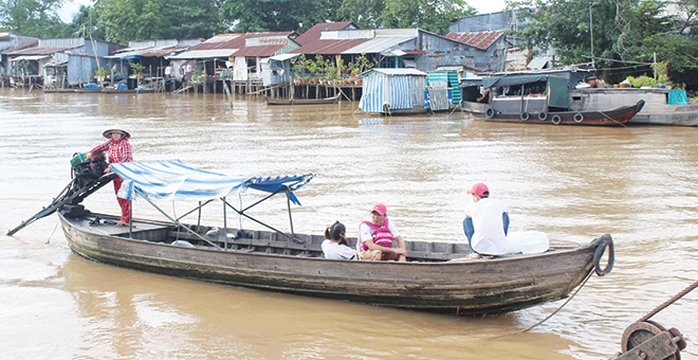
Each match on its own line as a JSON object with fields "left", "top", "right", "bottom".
{"left": 85, "top": 126, "right": 133, "bottom": 226}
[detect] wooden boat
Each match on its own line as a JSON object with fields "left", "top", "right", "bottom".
{"left": 44, "top": 88, "right": 104, "bottom": 94}
{"left": 265, "top": 93, "right": 341, "bottom": 105}
{"left": 101, "top": 88, "right": 155, "bottom": 94}
{"left": 460, "top": 69, "right": 646, "bottom": 126}
{"left": 462, "top": 99, "right": 645, "bottom": 126}
{"left": 12, "top": 159, "right": 614, "bottom": 315}
{"left": 74, "top": 88, "right": 103, "bottom": 93}
{"left": 57, "top": 208, "right": 613, "bottom": 315}
{"left": 43, "top": 88, "right": 75, "bottom": 93}
{"left": 572, "top": 87, "right": 698, "bottom": 126}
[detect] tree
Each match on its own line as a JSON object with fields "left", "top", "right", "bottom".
{"left": 337, "top": 0, "right": 474, "bottom": 33}
{"left": 509, "top": 1, "right": 671, "bottom": 79}
{"left": 336, "top": 0, "right": 384, "bottom": 29}
{"left": 0, "top": 0, "right": 70, "bottom": 37}
{"left": 220, "top": 0, "right": 340, "bottom": 33}
{"left": 69, "top": 5, "right": 106, "bottom": 40}
{"left": 91, "top": 0, "right": 223, "bottom": 44}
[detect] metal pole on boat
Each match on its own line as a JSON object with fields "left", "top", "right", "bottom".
{"left": 223, "top": 197, "right": 228, "bottom": 249}
{"left": 286, "top": 187, "right": 295, "bottom": 239}
{"left": 139, "top": 192, "right": 223, "bottom": 250}
{"left": 197, "top": 201, "right": 202, "bottom": 233}
{"left": 128, "top": 200, "right": 133, "bottom": 238}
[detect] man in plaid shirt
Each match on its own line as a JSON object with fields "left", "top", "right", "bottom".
{"left": 86, "top": 127, "right": 133, "bottom": 226}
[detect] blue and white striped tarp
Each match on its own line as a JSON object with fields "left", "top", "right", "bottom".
{"left": 359, "top": 71, "right": 426, "bottom": 113}
{"left": 388, "top": 75, "right": 412, "bottom": 110}
{"left": 110, "top": 160, "right": 314, "bottom": 205}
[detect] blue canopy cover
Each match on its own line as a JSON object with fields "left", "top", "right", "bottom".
{"left": 109, "top": 160, "right": 313, "bottom": 205}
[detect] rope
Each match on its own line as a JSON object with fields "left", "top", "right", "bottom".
{"left": 638, "top": 279, "right": 698, "bottom": 322}
{"left": 45, "top": 219, "right": 60, "bottom": 244}
{"left": 490, "top": 271, "right": 594, "bottom": 339}
{"left": 598, "top": 110, "right": 627, "bottom": 127}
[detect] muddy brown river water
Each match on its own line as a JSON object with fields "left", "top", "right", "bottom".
{"left": 1, "top": 88, "right": 696, "bottom": 359}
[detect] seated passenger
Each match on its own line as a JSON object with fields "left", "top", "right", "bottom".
{"left": 321, "top": 221, "right": 358, "bottom": 260}
{"left": 463, "top": 183, "right": 509, "bottom": 258}
{"left": 357, "top": 203, "right": 408, "bottom": 261}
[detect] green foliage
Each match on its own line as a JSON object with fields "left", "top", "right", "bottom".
{"left": 509, "top": 0, "right": 698, "bottom": 88}
{"left": 626, "top": 75, "right": 657, "bottom": 88}
{"left": 651, "top": 60, "right": 669, "bottom": 84}
{"left": 220, "top": 0, "right": 340, "bottom": 33}
{"left": 130, "top": 62, "right": 145, "bottom": 76}
{"left": 337, "top": 0, "right": 475, "bottom": 33}
{"left": 0, "top": 0, "right": 71, "bottom": 37}
{"left": 355, "top": 53, "right": 375, "bottom": 73}
{"left": 90, "top": 0, "right": 223, "bottom": 44}
{"left": 292, "top": 54, "right": 309, "bottom": 75}
{"left": 94, "top": 67, "right": 108, "bottom": 77}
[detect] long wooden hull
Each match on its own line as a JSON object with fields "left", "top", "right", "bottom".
{"left": 58, "top": 210, "right": 608, "bottom": 315}
{"left": 463, "top": 100, "right": 645, "bottom": 126}
{"left": 266, "top": 93, "right": 340, "bottom": 105}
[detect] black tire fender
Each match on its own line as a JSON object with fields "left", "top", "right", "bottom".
{"left": 574, "top": 112, "right": 584, "bottom": 123}
{"left": 485, "top": 107, "right": 495, "bottom": 119}
{"left": 538, "top": 111, "right": 548, "bottom": 121}
{"left": 520, "top": 111, "right": 530, "bottom": 121}
{"left": 551, "top": 114, "right": 562, "bottom": 125}
{"left": 591, "top": 234, "right": 615, "bottom": 276}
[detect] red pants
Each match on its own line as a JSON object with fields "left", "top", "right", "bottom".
{"left": 113, "top": 176, "right": 131, "bottom": 223}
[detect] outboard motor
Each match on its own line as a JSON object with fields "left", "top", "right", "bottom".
{"left": 6, "top": 153, "right": 113, "bottom": 236}
{"left": 70, "top": 152, "right": 108, "bottom": 194}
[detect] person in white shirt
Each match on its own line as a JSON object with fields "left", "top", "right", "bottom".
{"left": 321, "top": 221, "right": 358, "bottom": 260}
{"left": 463, "top": 183, "right": 509, "bottom": 258}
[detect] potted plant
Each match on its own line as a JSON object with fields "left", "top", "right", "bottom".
{"left": 130, "top": 62, "right": 145, "bottom": 79}
{"left": 94, "top": 67, "right": 108, "bottom": 84}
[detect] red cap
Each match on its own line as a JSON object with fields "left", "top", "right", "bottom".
{"left": 371, "top": 203, "right": 387, "bottom": 216}
{"left": 467, "top": 183, "right": 489, "bottom": 197}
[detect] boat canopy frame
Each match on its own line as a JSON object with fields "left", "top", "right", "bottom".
{"left": 109, "top": 160, "right": 315, "bottom": 250}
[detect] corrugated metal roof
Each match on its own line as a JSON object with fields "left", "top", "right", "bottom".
{"left": 193, "top": 32, "right": 295, "bottom": 50}
{"left": 5, "top": 45, "right": 80, "bottom": 55}
{"left": 233, "top": 44, "right": 285, "bottom": 57}
{"left": 11, "top": 55, "right": 50, "bottom": 61}
{"left": 108, "top": 45, "right": 189, "bottom": 59}
{"left": 295, "top": 21, "right": 358, "bottom": 45}
{"left": 291, "top": 38, "right": 369, "bottom": 55}
{"left": 292, "top": 28, "right": 424, "bottom": 56}
{"left": 194, "top": 34, "right": 243, "bottom": 49}
{"left": 345, "top": 35, "right": 414, "bottom": 54}
{"left": 363, "top": 68, "right": 427, "bottom": 76}
{"left": 168, "top": 49, "right": 237, "bottom": 59}
{"left": 270, "top": 53, "right": 300, "bottom": 61}
{"left": 0, "top": 39, "right": 38, "bottom": 54}
{"left": 527, "top": 57, "right": 552, "bottom": 70}
{"left": 444, "top": 31, "right": 504, "bottom": 50}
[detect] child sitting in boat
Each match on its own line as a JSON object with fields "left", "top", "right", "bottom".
{"left": 321, "top": 221, "right": 358, "bottom": 260}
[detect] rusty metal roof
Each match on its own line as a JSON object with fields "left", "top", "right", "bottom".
{"left": 445, "top": 30, "right": 504, "bottom": 50}
{"left": 0, "top": 39, "right": 38, "bottom": 54}
{"left": 5, "top": 44, "right": 80, "bottom": 56}
{"left": 109, "top": 45, "right": 189, "bottom": 58}
{"left": 290, "top": 38, "right": 369, "bottom": 55}
{"left": 193, "top": 32, "right": 295, "bottom": 50}
{"left": 295, "top": 21, "right": 358, "bottom": 45}
{"left": 291, "top": 28, "right": 430, "bottom": 56}
{"left": 233, "top": 44, "right": 286, "bottom": 57}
